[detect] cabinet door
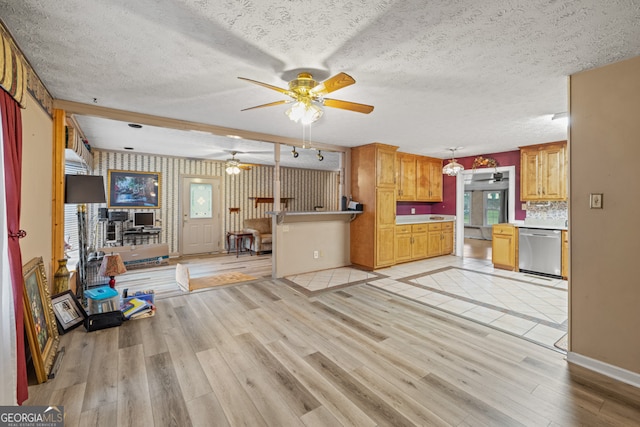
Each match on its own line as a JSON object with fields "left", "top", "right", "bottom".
{"left": 397, "top": 154, "right": 416, "bottom": 200}
{"left": 395, "top": 233, "right": 412, "bottom": 262}
{"left": 492, "top": 234, "right": 515, "bottom": 270}
{"left": 376, "top": 188, "right": 396, "bottom": 227}
{"left": 376, "top": 146, "right": 397, "bottom": 188}
{"left": 427, "top": 159, "right": 443, "bottom": 202}
{"left": 520, "top": 149, "right": 541, "bottom": 200}
{"left": 427, "top": 231, "right": 442, "bottom": 257}
{"left": 376, "top": 188, "right": 396, "bottom": 268}
{"left": 415, "top": 156, "right": 430, "bottom": 201}
{"left": 412, "top": 232, "right": 429, "bottom": 259}
{"left": 376, "top": 226, "right": 396, "bottom": 267}
{"left": 541, "top": 144, "right": 566, "bottom": 200}
{"left": 442, "top": 229, "right": 454, "bottom": 255}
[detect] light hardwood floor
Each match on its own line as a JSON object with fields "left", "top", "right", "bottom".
{"left": 27, "top": 255, "right": 640, "bottom": 426}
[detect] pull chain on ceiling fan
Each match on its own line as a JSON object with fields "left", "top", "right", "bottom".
{"left": 238, "top": 72, "right": 374, "bottom": 125}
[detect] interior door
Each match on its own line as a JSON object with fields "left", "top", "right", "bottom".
{"left": 181, "top": 176, "right": 221, "bottom": 255}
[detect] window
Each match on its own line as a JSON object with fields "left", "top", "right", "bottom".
{"left": 484, "top": 191, "right": 501, "bottom": 226}
{"left": 463, "top": 191, "right": 472, "bottom": 225}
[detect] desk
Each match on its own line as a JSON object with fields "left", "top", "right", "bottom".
{"left": 226, "top": 231, "right": 254, "bottom": 258}
{"left": 123, "top": 229, "right": 161, "bottom": 245}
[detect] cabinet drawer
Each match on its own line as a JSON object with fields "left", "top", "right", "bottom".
{"left": 428, "top": 223, "right": 442, "bottom": 231}
{"left": 396, "top": 225, "right": 411, "bottom": 234}
{"left": 412, "top": 224, "right": 428, "bottom": 233}
{"left": 492, "top": 224, "right": 515, "bottom": 236}
{"left": 441, "top": 222, "right": 453, "bottom": 230}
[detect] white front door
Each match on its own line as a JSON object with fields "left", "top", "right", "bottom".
{"left": 181, "top": 176, "right": 221, "bottom": 255}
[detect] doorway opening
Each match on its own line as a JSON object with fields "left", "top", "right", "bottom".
{"left": 455, "top": 166, "right": 515, "bottom": 259}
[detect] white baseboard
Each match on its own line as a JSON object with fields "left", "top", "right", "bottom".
{"left": 567, "top": 352, "right": 640, "bottom": 388}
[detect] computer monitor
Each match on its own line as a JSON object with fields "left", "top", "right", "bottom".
{"left": 133, "top": 212, "right": 154, "bottom": 228}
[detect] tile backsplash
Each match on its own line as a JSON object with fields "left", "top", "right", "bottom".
{"left": 525, "top": 201, "right": 568, "bottom": 220}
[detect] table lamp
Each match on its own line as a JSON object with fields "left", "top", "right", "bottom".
{"left": 64, "top": 174, "right": 107, "bottom": 296}
{"left": 99, "top": 253, "right": 127, "bottom": 288}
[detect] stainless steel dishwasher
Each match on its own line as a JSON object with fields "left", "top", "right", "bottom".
{"left": 518, "top": 228, "right": 562, "bottom": 277}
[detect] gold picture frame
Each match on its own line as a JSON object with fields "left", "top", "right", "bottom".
{"left": 107, "top": 169, "right": 161, "bottom": 208}
{"left": 23, "top": 256, "right": 60, "bottom": 383}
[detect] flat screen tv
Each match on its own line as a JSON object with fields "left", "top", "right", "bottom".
{"left": 133, "top": 212, "right": 154, "bottom": 228}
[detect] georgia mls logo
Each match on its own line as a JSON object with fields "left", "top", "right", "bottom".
{"left": 0, "top": 405, "right": 64, "bottom": 426}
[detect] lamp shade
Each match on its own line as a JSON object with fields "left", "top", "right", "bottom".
{"left": 65, "top": 175, "right": 107, "bottom": 204}
{"left": 99, "top": 254, "right": 127, "bottom": 278}
{"left": 442, "top": 160, "right": 464, "bottom": 176}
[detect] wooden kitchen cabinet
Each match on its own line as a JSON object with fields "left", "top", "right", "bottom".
{"left": 562, "top": 229, "right": 568, "bottom": 279}
{"left": 417, "top": 157, "right": 443, "bottom": 202}
{"left": 520, "top": 141, "right": 567, "bottom": 201}
{"left": 427, "top": 222, "right": 454, "bottom": 257}
{"left": 397, "top": 153, "right": 417, "bottom": 200}
{"left": 395, "top": 224, "right": 428, "bottom": 263}
{"left": 350, "top": 143, "right": 398, "bottom": 270}
{"left": 396, "top": 152, "right": 443, "bottom": 202}
{"left": 492, "top": 224, "right": 518, "bottom": 271}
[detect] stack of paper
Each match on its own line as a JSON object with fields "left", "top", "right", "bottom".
{"left": 120, "top": 297, "right": 156, "bottom": 320}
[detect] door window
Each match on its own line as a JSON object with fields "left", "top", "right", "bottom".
{"left": 190, "top": 183, "right": 212, "bottom": 218}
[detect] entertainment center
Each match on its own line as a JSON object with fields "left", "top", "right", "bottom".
{"left": 101, "top": 210, "right": 161, "bottom": 246}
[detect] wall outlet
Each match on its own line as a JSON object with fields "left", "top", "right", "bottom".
{"left": 313, "top": 250, "right": 319, "bottom": 259}
{"left": 521, "top": 203, "right": 527, "bottom": 211}
{"left": 411, "top": 207, "right": 416, "bottom": 215}
{"left": 283, "top": 225, "right": 289, "bottom": 232}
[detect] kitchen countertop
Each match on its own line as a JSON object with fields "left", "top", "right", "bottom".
{"left": 396, "top": 214, "right": 456, "bottom": 225}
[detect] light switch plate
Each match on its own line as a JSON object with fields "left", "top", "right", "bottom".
{"left": 590, "top": 193, "right": 603, "bottom": 209}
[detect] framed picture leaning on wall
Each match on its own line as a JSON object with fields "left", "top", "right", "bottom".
{"left": 108, "top": 170, "right": 161, "bottom": 208}
{"left": 23, "top": 256, "right": 60, "bottom": 383}
{"left": 51, "top": 289, "right": 87, "bottom": 334}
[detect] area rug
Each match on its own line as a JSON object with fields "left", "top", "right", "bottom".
{"left": 188, "top": 271, "right": 258, "bottom": 291}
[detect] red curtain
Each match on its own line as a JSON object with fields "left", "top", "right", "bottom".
{"left": 1, "top": 89, "right": 27, "bottom": 404}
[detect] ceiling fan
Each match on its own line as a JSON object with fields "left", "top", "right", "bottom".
{"left": 238, "top": 72, "right": 374, "bottom": 124}
{"left": 225, "top": 152, "right": 254, "bottom": 174}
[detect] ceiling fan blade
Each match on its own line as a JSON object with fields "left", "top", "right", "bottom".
{"left": 323, "top": 98, "right": 374, "bottom": 114}
{"left": 309, "top": 72, "right": 355, "bottom": 96}
{"left": 241, "top": 100, "right": 290, "bottom": 111}
{"left": 238, "top": 77, "right": 294, "bottom": 96}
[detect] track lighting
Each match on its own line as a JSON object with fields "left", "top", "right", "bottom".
{"left": 291, "top": 147, "right": 299, "bottom": 158}
{"left": 317, "top": 150, "right": 324, "bottom": 161}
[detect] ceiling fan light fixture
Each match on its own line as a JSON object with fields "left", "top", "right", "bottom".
{"left": 286, "top": 101, "right": 323, "bottom": 124}
{"left": 225, "top": 165, "right": 241, "bottom": 175}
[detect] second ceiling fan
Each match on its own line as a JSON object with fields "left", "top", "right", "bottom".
{"left": 238, "top": 72, "right": 374, "bottom": 124}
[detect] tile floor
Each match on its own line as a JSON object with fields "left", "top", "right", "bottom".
{"left": 284, "top": 255, "right": 568, "bottom": 352}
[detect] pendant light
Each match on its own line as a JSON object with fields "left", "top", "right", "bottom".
{"left": 442, "top": 148, "right": 464, "bottom": 176}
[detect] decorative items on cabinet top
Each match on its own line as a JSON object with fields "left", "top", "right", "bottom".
{"left": 396, "top": 214, "right": 456, "bottom": 225}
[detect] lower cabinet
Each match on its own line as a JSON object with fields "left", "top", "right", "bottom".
{"left": 492, "top": 224, "right": 518, "bottom": 271}
{"left": 427, "top": 222, "right": 454, "bottom": 257}
{"left": 395, "top": 224, "right": 428, "bottom": 262}
{"left": 395, "top": 221, "right": 454, "bottom": 264}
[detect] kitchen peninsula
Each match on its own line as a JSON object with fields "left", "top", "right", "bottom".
{"left": 269, "top": 210, "right": 362, "bottom": 278}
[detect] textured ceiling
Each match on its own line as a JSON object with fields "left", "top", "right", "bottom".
{"left": 2, "top": 0, "right": 640, "bottom": 168}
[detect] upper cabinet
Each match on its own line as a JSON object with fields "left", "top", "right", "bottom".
{"left": 397, "top": 153, "right": 417, "bottom": 200}
{"left": 520, "top": 141, "right": 567, "bottom": 201}
{"left": 396, "top": 153, "right": 443, "bottom": 202}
